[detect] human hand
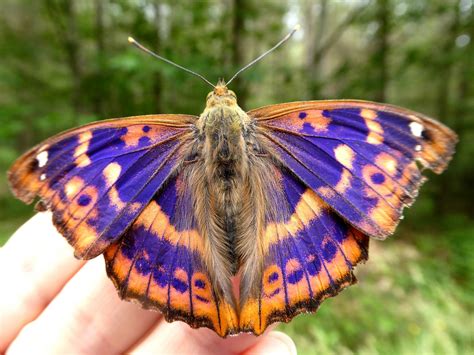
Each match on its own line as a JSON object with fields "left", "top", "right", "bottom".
{"left": 0, "top": 213, "right": 296, "bottom": 354}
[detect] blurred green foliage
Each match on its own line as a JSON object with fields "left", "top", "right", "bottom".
{"left": 0, "top": 0, "right": 472, "bottom": 353}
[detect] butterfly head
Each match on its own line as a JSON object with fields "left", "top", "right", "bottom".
{"left": 206, "top": 80, "right": 238, "bottom": 109}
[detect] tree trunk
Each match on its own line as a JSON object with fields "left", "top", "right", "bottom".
{"left": 305, "top": 2, "right": 366, "bottom": 99}
{"left": 63, "top": 0, "right": 83, "bottom": 117}
{"left": 374, "top": 0, "right": 389, "bottom": 102}
{"left": 458, "top": 7, "right": 474, "bottom": 216}
{"left": 94, "top": 0, "right": 106, "bottom": 117}
{"left": 44, "top": 0, "right": 84, "bottom": 120}
{"left": 456, "top": 2, "right": 474, "bottom": 130}
{"left": 434, "top": 2, "right": 465, "bottom": 215}
{"left": 436, "top": 4, "right": 460, "bottom": 122}
{"left": 230, "top": 0, "right": 248, "bottom": 108}
{"left": 152, "top": 0, "right": 163, "bottom": 113}
{"left": 305, "top": 0, "right": 328, "bottom": 99}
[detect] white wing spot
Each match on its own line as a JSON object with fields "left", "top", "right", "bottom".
{"left": 415, "top": 145, "right": 422, "bottom": 152}
{"left": 409, "top": 122, "right": 424, "bottom": 137}
{"left": 36, "top": 151, "right": 49, "bottom": 168}
{"left": 40, "top": 173, "right": 46, "bottom": 181}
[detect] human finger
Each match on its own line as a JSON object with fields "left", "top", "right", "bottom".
{"left": 0, "top": 213, "right": 85, "bottom": 351}
{"left": 129, "top": 320, "right": 293, "bottom": 355}
{"left": 7, "top": 256, "right": 161, "bottom": 354}
{"left": 242, "top": 330, "right": 296, "bottom": 355}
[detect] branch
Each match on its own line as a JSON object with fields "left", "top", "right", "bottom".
{"left": 314, "top": 3, "right": 368, "bottom": 60}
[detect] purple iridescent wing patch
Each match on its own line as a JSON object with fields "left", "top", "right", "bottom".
{"left": 8, "top": 114, "right": 196, "bottom": 259}
{"left": 239, "top": 167, "right": 369, "bottom": 334}
{"left": 103, "top": 172, "right": 238, "bottom": 337}
{"left": 252, "top": 100, "right": 457, "bottom": 239}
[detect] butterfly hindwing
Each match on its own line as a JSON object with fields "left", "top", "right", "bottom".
{"left": 8, "top": 114, "right": 196, "bottom": 259}
{"left": 239, "top": 168, "right": 369, "bottom": 334}
{"left": 104, "top": 172, "right": 238, "bottom": 337}
{"left": 252, "top": 101, "right": 457, "bottom": 239}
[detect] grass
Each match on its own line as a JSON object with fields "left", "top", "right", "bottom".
{"left": 278, "top": 219, "right": 474, "bottom": 354}
{"left": 0, "top": 195, "right": 32, "bottom": 245}
{"left": 0, "top": 217, "right": 26, "bottom": 246}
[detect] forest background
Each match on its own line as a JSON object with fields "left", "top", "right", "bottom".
{"left": 0, "top": 1, "right": 472, "bottom": 354}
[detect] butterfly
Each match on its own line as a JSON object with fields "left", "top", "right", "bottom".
{"left": 8, "top": 29, "right": 457, "bottom": 337}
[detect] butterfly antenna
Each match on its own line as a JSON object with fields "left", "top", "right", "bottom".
{"left": 226, "top": 24, "right": 300, "bottom": 86}
{"left": 128, "top": 37, "right": 216, "bottom": 88}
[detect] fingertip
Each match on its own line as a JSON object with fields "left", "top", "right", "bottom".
{"left": 270, "top": 331, "right": 297, "bottom": 355}
{"left": 243, "top": 330, "right": 296, "bottom": 355}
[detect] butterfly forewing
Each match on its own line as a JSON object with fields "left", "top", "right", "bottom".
{"left": 8, "top": 114, "right": 197, "bottom": 259}
{"left": 252, "top": 100, "right": 457, "bottom": 239}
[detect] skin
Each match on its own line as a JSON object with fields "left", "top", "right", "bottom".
{"left": 0, "top": 213, "right": 296, "bottom": 354}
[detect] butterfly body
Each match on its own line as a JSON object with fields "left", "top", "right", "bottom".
{"left": 8, "top": 81, "right": 457, "bottom": 337}
{"left": 190, "top": 84, "right": 274, "bottom": 305}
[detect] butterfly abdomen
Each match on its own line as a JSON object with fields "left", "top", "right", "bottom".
{"left": 184, "top": 104, "right": 249, "bottom": 301}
